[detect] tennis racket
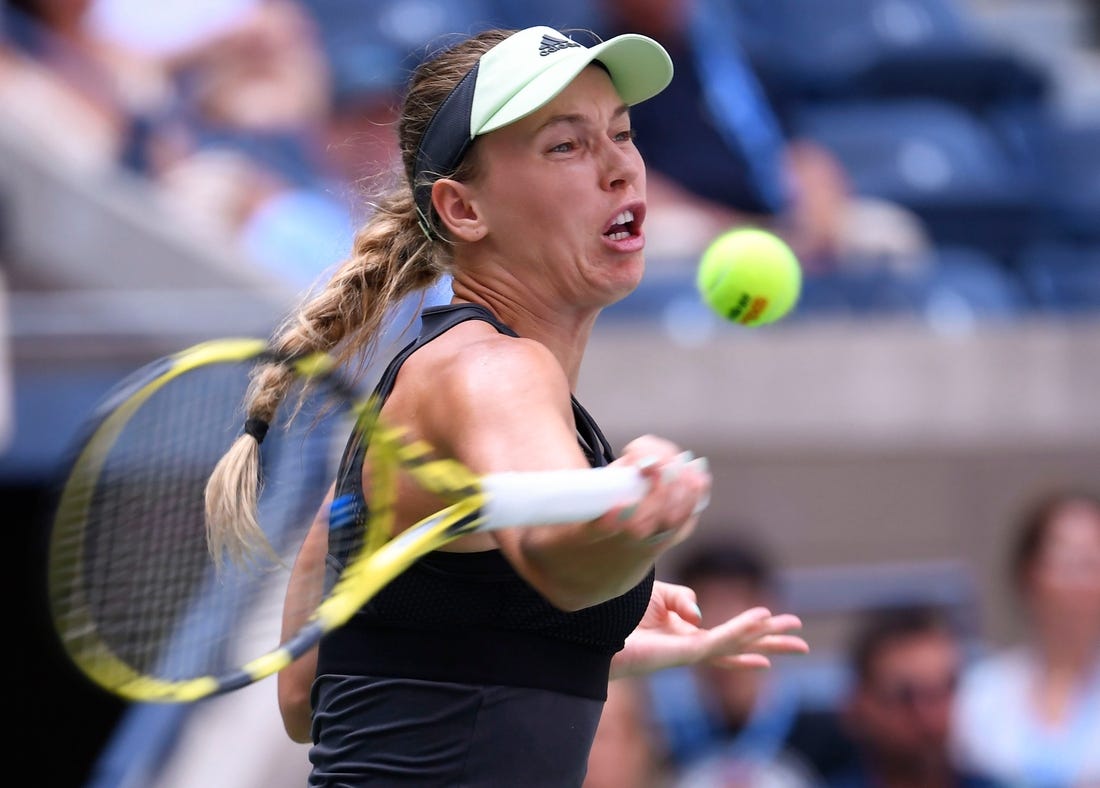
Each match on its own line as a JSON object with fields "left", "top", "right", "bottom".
{"left": 47, "top": 338, "right": 649, "bottom": 703}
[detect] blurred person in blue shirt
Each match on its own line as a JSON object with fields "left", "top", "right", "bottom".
{"left": 649, "top": 537, "right": 855, "bottom": 787}
{"left": 830, "top": 605, "right": 1004, "bottom": 788}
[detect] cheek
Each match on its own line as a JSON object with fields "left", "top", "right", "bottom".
{"left": 1032, "top": 567, "right": 1100, "bottom": 601}
{"left": 485, "top": 171, "right": 567, "bottom": 229}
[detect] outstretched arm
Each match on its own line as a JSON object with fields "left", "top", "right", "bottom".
{"left": 610, "top": 580, "right": 809, "bottom": 680}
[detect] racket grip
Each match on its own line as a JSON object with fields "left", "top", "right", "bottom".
{"left": 480, "top": 466, "right": 649, "bottom": 529}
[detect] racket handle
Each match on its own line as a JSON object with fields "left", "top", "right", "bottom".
{"left": 480, "top": 466, "right": 649, "bottom": 529}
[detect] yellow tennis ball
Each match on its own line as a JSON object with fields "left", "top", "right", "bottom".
{"left": 696, "top": 228, "right": 802, "bottom": 326}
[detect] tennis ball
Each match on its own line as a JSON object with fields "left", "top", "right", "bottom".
{"left": 696, "top": 228, "right": 802, "bottom": 326}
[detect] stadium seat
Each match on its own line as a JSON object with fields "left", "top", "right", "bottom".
{"left": 853, "top": 45, "right": 1049, "bottom": 110}
{"left": 920, "top": 246, "right": 1029, "bottom": 326}
{"left": 484, "top": 0, "right": 605, "bottom": 32}
{"left": 302, "top": 0, "right": 500, "bottom": 100}
{"left": 718, "top": 0, "right": 1048, "bottom": 125}
{"left": 795, "top": 245, "right": 1026, "bottom": 323}
{"left": 793, "top": 99, "right": 1042, "bottom": 262}
{"left": 1040, "top": 121, "right": 1100, "bottom": 242}
{"left": 1016, "top": 241, "right": 1100, "bottom": 315}
{"left": 724, "top": 0, "right": 984, "bottom": 97}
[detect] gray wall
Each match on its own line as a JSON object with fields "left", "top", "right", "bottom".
{"left": 579, "top": 318, "right": 1100, "bottom": 649}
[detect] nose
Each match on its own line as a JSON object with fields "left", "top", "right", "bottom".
{"left": 600, "top": 136, "right": 640, "bottom": 192}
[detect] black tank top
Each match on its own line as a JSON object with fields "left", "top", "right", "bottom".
{"left": 316, "top": 304, "right": 654, "bottom": 700}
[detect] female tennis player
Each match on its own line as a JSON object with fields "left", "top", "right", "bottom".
{"left": 207, "top": 25, "right": 808, "bottom": 786}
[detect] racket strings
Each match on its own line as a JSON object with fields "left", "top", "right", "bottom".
{"left": 48, "top": 342, "right": 508, "bottom": 702}
{"left": 50, "top": 357, "right": 352, "bottom": 691}
{"left": 87, "top": 366, "right": 248, "bottom": 675}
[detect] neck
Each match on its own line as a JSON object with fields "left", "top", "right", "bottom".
{"left": 1029, "top": 634, "right": 1100, "bottom": 726}
{"left": 1033, "top": 621, "right": 1100, "bottom": 678}
{"left": 449, "top": 278, "right": 597, "bottom": 391}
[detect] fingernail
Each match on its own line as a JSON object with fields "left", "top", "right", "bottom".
{"left": 691, "top": 603, "right": 702, "bottom": 620}
{"left": 617, "top": 504, "right": 638, "bottom": 521}
{"left": 692, "top": 491, "right": 711, "bottom": 516}
{"left": 660, "top": 451, "right": 696, "bottom": 484}
{"left": 637, "top": 456, "right": 659, "bottom": 471}
{"left": 688, "top": 456, "right": 709, "bottom": 476}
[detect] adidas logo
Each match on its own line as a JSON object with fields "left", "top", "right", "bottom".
{"left": 539, "top": 34, "right": 580, "bottom": 56}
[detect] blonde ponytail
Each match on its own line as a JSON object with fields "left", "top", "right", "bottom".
{"left": 205, "top": 29, "right": 508, "bottom": 569}
{"left": 205, "top": 188, "right": 444, "bottom": 569}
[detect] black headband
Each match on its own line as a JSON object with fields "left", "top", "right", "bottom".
{"left": 411, "top": 63, "right": 481, "bottom": 240}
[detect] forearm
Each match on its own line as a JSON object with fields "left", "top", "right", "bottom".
{"left": 505, "top": 447, "right": 705, "bottom": 611}
{"left": 278, "top": 652, "right": 316, "bottom": 743}
{"left": 513, "top": 528, "right": 664, "bottom": 611}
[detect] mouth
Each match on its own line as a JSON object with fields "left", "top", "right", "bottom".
{"left": 602, "top": 204, "right": 644, "bottom": 241}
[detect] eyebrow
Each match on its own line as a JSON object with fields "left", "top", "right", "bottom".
{"left": 535, "top": 104, "right": 631, "bottom": 134}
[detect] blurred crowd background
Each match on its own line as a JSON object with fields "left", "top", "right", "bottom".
{"left": 2, "top": 0, "right": 1098, "bottom": 787}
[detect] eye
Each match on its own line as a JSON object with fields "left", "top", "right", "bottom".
{"left": 549, "top": 140, "right": 577, "bottom": 153}
{"left": 614, "top": 128, "right": 638, "bottom": 144}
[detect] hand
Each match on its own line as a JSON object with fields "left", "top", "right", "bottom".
{"left": 609, "top": 580, "right": 809, "bottom": 680}
{"left": 603, "top": 436, "right": 711, "bottom": 550}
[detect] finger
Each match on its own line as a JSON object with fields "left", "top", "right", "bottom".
{"left": 710, "top": 653, "right": 772, "bottom": 670}
{"left": 766, "top": 613, "right": 804, "bottom": 633}
{"left": 705, "top": 606, "right": 773, "bottom": 638}
{"left": 686, "top": 457, "right": 712, "bottom": 516}
{"left": 706, "top": 611, "right": 803, "bottom": 645}
{"left": 608, "top": 458, "right": 677, "bottom": 539}
{"left": 697, "top": 607, "right": 778, "bottom": 657}
{"left": 611, "top": 446, "right": 710, "bottom": 542}
{"left": 657, "top": 582, "right": 702, "bottom": 625}
{"left": 636, "top": 456, "right": 707, "bottom": 544}
{"left": 744, "top": 634, "right": 811, "bottom": 655}
{"left": 666, "top": 613, "right": 703, "bottom": 636}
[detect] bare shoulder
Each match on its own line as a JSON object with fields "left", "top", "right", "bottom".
{"left": 391, "top": 320, "right": 574, "bottom": 469}
{"left": 409, "top": 320, "right": 568, "bottom": 402}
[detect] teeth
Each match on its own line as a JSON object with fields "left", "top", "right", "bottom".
{"left": 607, "top": 231, "right": 630, "bottom": 241}
{"left": 612, "top": 209, "right": 634, "bottom": 226}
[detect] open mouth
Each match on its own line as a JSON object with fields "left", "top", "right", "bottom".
{"left": 604, "top": 208, "right": 640, "bottom": 241}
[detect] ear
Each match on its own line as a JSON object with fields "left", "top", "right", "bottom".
{"left": 431, "top": 179, "right": 486, "bottom": 243}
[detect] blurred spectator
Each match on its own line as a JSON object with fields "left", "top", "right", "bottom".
{"left": 584, "top": 677, "right": 672, "bottom": 788}
{"left": 595, "top": 0, "right": 931, "bottom": 273}
{"left": 85, "top": 0, "right": 260, "bottom": 59}
{"left": 0, "top": 0, "right": 171, "bottom": 171}
{"left": 0, "top": 266, "right": 11, "bottom": 455}
{"left": 0, "top": 0, "right": 355, "bottom": 288}
{"left": 78, "top": 0, "right": 329, "bottom": 140}
{"left": 1086, "top": 0, "right": 1100, "bottom": 48}
{"left": 649, "top": 537, "right": 855, "bottom": 787}
{"left": 951, "top": 490, "right": 1100, "bottom": 787}
{"left": 139, "top": 0, "right": 356, "bottom": 287}
{"left": 830, "top": 605, "right": 1002, "bottom": 788}
{"left": 321, "top": 88, "right": 401, "bottom": 190}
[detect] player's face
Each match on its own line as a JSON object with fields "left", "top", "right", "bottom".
{"left": 472, "top": 65, "right": 648, "bottom": 310}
